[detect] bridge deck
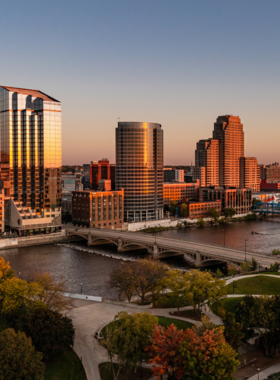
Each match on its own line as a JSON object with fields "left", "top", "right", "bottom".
{"left": 64, "top": 226, "right": 277, "bottom": 268}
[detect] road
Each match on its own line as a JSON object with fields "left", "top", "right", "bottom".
{"left": 64, "top": 225, "right": 279, "bottom": 268}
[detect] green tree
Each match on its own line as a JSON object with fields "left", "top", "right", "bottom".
{"left": 0, "top": 328, "right": 45, "bottom": 380}
{"left": 102, "top": 312, "right": 158, "bottom": 375}
{"left": 208, "top": 208, "right": 220, "bottom": 222}
{"left": 180, "top": 204, "right": 188, "bottom": 218}
{"left": 241, "top": 257, "right": 258, "bottom": 273}
{"left": 180, "top": 325, "right": 239, "bottom": 380}
{"left": 21, "top": 307, "right": 75, "bottom": 359}
{"left": 108, "top": 262, "right": 136, "bottom": 302}
{"left": 158, "top": 269, "right": 191, "bottom": 314}
{"left": 185, "top": 270, "right": 226, "bottom": 315}
{"left": 169, "top": 201, "right": 177, "bottom": 216}
{"left": 196, "top": 218, "right": 205, "bottom": 227}
{"left": 235, "top": 296, "right": 255, "bottom": 340}
{"left": 192, "top": 315, "right": 217, "bottom": 337}
{"left": 222, "top": 312, "right": 244, "bottom": 350}
{"left": 224, "top": 208, "right": 236, "bottom": 219}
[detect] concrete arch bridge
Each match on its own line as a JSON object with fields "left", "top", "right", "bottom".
{"left": 64, "top": 226, "right": 275, "bottom": 269}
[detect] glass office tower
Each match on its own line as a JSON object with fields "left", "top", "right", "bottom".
{"left": 116, "top": 122, "right": 163, "bottom": 222}
{"left": 0, "top": 86, "right": 62, "bottom": 219}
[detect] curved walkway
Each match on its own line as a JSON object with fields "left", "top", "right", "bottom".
{"left": 225, "top": 273, "right": 280, "bottom": 286}
{"left": 247, "top": 362, "right": 280, "bottom": 379}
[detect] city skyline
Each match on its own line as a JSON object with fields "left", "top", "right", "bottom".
{"left": 1, "top": 1, "right": 280, "bottom": 165}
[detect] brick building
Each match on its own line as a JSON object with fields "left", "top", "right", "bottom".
{"left": 90, "top": 159, "right": 116, "bottom": 191}
{"left": 260, "top": 181, "right": 280, "bottom": 192}
{"left": 72, "top": 189, "right": 124, "bottom": 229}
{"left": 199, "top": 186, "right": 252, "bottom": 214}
{"left": 187, "top": 200, "right": 222, "bottom": 220}
{"left": 163, "top": 181, "right": 199, "bottom": 205}
{"left": 259, "top": 163, "right": 280, "bottom": 182}
{"left": 194, "top": 139, "right": 219, "bottom": 187}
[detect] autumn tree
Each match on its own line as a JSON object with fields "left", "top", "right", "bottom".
{"left": 132, "top": 260, "right": 166, "bottom": 304}
{"left": 146, "top": 324, "right": 187, "bottom": 380}
{"left": 0, "top": 278, "right": 43, "bottom": 316}
{"left": 21, "top": 307, "right": 75, "bottom": 359}
{"left": 32, "top": 272, "right": 74, "bottom": 312}
{"left": 0, "top": 257, "right": 15, "bottom": 280}
{"left": 158, "top": 269, "right": 191, "bottom": 314}
{"left": 180, "top": 204, "right": 188, "bottom": 218}
{"left": 0, "top": 328, "right": 45, "bottom": 380}
{"left": 192, "top": 315, "right": 217, "bottom": 337}
{"left": 180, "top": 326, "right": 239, "bottom": 380}
{"left": 108, "top": 262, "right": 136, "bottom": 302}
{"left": 185, "top": 270, "right": 226, "bottom": 315}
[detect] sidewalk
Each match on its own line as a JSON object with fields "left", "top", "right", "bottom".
{"left": 247, "top": 362, "right": 280, "bottom": 379}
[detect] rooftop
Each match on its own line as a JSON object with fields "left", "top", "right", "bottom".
{"left": 1, "top": 86, "right": 59, "bottom": 102}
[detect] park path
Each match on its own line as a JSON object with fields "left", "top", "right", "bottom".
{"left": 247, "top": 362, "right": 280, "bottom": 379}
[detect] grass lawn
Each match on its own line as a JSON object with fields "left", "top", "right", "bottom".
{"left": 171, "top": 309, "right": 201, "bottom": 321}
{"left": 157, "top": 316, "right": 193, "bottom": 330}
{"left": 153, "top": 295, "right": 190, "bottom": 309}
{"left": 99, "top": 362, "right": 152, "bottom": 380}
{"left": 44, "top": 349, "right": 86, "bottom": 380}
{"left": 227, "top": 275, "right": 280, "bottom": 295}
{"left": 211, "top": 297, "right": 244, "bottom": 316}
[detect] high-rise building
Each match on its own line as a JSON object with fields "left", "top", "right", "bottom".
{"left": 163, "top": 169, "right": 184, "bottom": 183}
{"left": 116, "top": 122, "right": 163, "bottom": 222}
{"left": 0, "top": 86, "right": 62, "bottom": 233}
{"left": 213, "top": 115, "right": 244, "bottom": 188}
{"left": 89, "top": 159, "right": 115, "bottom": 190}
{"left": 240, "top": 157, "right": 260, "bottom": 192}
{"left": 194, "top": 138, "right": 219, "bottom": 187}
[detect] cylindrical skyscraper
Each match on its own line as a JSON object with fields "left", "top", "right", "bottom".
{"left": 116, "top": 122, "right": 163, "bottom": 222}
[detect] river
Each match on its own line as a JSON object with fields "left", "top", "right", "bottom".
{"left": 0, "top": 218, "right": 279, "bottom": 299}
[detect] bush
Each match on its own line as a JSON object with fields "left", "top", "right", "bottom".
{"left": 219, "top": 218, "right": 226, "bottom": 224}
{"left": 197, "top": 218, "right": 205, "bottom": 227}
{"left": 245, "top": 213, "right": 257, "bottom": 221}
{"left": 272, "top": 249, "right": 280, "bottom": 255}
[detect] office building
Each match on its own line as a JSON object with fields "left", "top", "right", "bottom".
{"left": 0, "top": 189, "right": 5, "bottom": 233}
{"left": 116, "top": 122, "right": 163, "bottom": 222}
{"left": 0, "top": 86, "right": 62, "bottom": 234}
{"left": 194, "top": 138, "right": 219, "bottom": 187}
{"left": 164, "top": 169, "right": 184, "bottom": 183}
{"left": 259, "top": 162, "right": 280, "bottom": 182}
{"left": 240, "top": 157, "right": 260, "bottom": 192}
{"left": 260, "top": 181, "right": 280, "bottom": 192}
{"left": 72, "top": 189, "right": 124, "bottom": 229}
{"left": 163, "top": 181, "right": 199, "bottom": 205}
{"left": 62, "top": 173, "right": 83, "bottom": 192}
{"left": 90, "top": 159, "right": 116, "bottom": 190}
{"left": 199, "top": 186, "right": 252, "bottom": 214}
{"left": 213, "top": 115, "right": 244, "bottom": 188}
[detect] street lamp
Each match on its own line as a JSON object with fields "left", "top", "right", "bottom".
{"left": 259, "top": 261, "right": 260, "bottom": 274}
{"left": 257, "top": 367, "right": 260, "bottom": 380}
{"left": 80, "top": 282, "right": 83, "bottom": 295}
{"left": 245, "top": 239, "right": 248, "bottom": 262}
{"left": 222, "top": 229, "right": 225, "bottom": 247}
{"left": 141, "top": 359, "right": 145, "bottom": 380}
{"left": 154, "top": 233, "right": 157, "bottom": 245}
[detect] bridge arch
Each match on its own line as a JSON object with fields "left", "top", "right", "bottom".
{"left": 67, "top": 233, "right": 89, "bottom": 241}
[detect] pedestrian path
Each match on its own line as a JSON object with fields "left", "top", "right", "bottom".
{"left": 247, "top": 362, "right": 280, "bottom": 379}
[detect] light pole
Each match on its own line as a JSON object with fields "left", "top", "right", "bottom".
{"left": 257, "top": 367, "right": 260, "bottom": 380}
{"left": 81, "top": 282, "right": 83, "bottom": 295}
{"left": 222, "top": 229, "right": 225, "bottom": 247}
{"left": 245, "top": 239, "right": 248, "bottom": 262}
{"left": 154, "top": 233, "right": 157, "bottom": 245}
{"left": 259, "top": 261, "right": 260, "bottom": 274}
{"left": 141, "top": 359, "right": 145, "bottom": 380}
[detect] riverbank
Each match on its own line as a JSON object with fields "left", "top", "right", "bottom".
{"left": 0, "top": 231, "right": 66, "bottom": 250}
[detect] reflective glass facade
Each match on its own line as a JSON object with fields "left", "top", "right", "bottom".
{"left": 116, "top": 122, "right": 163, "bottom": 222}
{"left": 0, "top": 86, "right": 62, "bottom": 215}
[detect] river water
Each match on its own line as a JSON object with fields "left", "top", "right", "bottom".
{"left": 1, "top": 218, "right": 279, "bottom": 299}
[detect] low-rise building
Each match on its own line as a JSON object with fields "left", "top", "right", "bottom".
{"left": 187, "top": 200, "right": 222, "bottom": 220}
{"left": 199, "top": 186, "right": 252, "bottom": 214}
{"left": 164, "top": 169, "right": 184, "bottom": 183}
{"left": 62, "top": 193, "right": 72, "bottom": 214}
{"left": 260, "top": 181, "right": 280, "bottom": 192}
{"left": 163, "top": 181, "right": 199, "bottom": 205}
{"left": 72, "top": 189, "right": 124, "bottom": 229}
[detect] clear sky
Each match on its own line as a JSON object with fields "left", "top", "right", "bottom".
{"left": 1, "top": 0, "right": 279, "bottom": 165}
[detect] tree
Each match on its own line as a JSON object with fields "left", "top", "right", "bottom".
{"left": 0, "top": 278, "right": 43, "bottom": 316}
{"left": 22, "top": 307, "right": 75, "bottom": 359}
{"left": 180, "top": 204, "right": 188, "bottom": 218}
{"left": 169, "top": 201, "right": 177, "bottom": 216}
{"left": 214, "top": 268, "right": 223, "bottom": 279}
{"left": 208, "top": 208, "right": 220, "bottom": 223}
{"left": 101, "top": 312, "right": 158, "bottom": 376}
{"left": 192, "top": 315, "right": 217, "bottom": 337}
{"left": 241, "top": 257, "right": 258, "bottom": 273}
{"left": 222, "top": 312, "right": 244, "bottom": 350}
{"left": 132, "top": 260, "right": 166, "bottom": 304}
{"left": 158, "top": 269, "right": 191, "bottom": 314}
{"left": 0, "top": 257, "right": 15, "bottom": 280}
{"left": 224, "top": 208, "right": 236, "bottom": 219}
{"left": 146, "top": 324, "right": 187, "bottom": 380}
{"left": 108, "top": 262, "right": 136, "bottom": 302}
{"left": 32, "top": 272, "right": 74, "bottom": 312}
{"left": 0, "top": 328, "right": 45, "bottom": 380}
{"left": 185, "top": 270, "right": 227, "bottom": 315}
{"left": 180, "top": 326, "right": 239, "bottom": 380}
{"left": 101, "top": 325, "right": 125, "bottom": 380}
{"left": 196, "top": 218, "right": 205, "bottom": 227}
{"left": 235, "top": 296, "right": 255, "bottom": 341}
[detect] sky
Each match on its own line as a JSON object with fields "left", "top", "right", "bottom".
{"left": 1, "top": 0, "right": 279, "bottom": 165}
